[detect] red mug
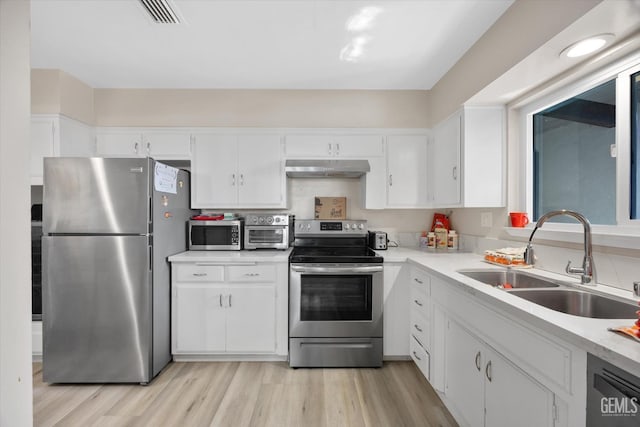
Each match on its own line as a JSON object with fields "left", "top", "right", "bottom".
{"left": 510, "top": 212, "right": 529, "bottom": 227}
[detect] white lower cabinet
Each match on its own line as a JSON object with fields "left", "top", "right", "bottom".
{"left": 445, "top": 319, "right": 555, "bottom": 427}
{"left": 171, "top": 261, "right": 286, "bottom": 356}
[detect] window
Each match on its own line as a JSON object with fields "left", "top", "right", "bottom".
{"left": 532, "top": 80, "right": 616, "bottom": 224}
{"left": 632, "top": 71, "right": 640, "bottom": 219}
{"left": 522, "top": 56, "right": 640, "bottom": 230}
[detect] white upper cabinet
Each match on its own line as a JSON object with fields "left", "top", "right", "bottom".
{"left": 95, "top": 129, "right": 191, "bottom": 159}
{"left": 191, "top": 133, "right": 285, "bottom": 209}
{"left": 386, "top": 135, "right": 429, "bottom": 208}
{"left": 30, "top": 115, "right": 95, "bottom": 185}
{"left": 431, "top": 106, "right": 505, "bottom": 207}
{"left": 284, "top": 134, "right": 383, "bottom": 158}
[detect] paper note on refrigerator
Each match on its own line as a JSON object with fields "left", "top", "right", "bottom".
{"left": 154, "top": 163, "right": 178, "bottom": 194}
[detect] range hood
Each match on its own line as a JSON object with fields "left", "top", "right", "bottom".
{"left": 285, "top": 159, "right": 370, "bottom": 178}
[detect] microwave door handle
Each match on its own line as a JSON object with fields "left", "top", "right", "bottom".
{"left": 291, "top": 265, "right": 383, "bottom": 274}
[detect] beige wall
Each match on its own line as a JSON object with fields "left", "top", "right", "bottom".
{"left": 1, "top": 0, "right": 33, "bottom": 425}
{"left": 31, "top": 69, "right": 94, "bottom": 124}
{"left": 428, "top": 0, "right": 602, "bottom": 125}
{"left": 93, "top": 89, "right": 429, "bottom": 128}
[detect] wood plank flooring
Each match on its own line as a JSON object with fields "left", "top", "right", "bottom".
{"left": 33, "top": 361, "right": 458, "bottom": 427}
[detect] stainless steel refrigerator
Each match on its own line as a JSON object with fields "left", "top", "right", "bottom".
{"left": 42, "top": 157, "right": 193, "bottom": 383}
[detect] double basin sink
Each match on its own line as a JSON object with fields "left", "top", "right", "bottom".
{"left": 457, "top": 269, "right": 638, "bottom": 319}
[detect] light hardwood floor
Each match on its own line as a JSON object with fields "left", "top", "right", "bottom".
{"left": 33, "top": 361, "right": 457, "bottom": 427}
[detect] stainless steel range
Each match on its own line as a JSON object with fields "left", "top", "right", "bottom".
{"left": 289, "top": 219, "right": 384, "bottom": 368}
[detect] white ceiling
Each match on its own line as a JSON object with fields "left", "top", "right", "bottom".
{"left": 30, "top": 0, "right": 514, "bottom": 90}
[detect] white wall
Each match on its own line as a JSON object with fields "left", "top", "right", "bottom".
{"left": 0, "top": 0, "right": 33, "bottom": 425}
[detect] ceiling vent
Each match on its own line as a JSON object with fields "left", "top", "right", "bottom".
{"left": 139, "top": 0, "right": 181, "bottom": 24}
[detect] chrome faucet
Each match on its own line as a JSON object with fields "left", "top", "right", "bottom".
{"left": 524, "top": 210, "right": 597, "bottom": 285}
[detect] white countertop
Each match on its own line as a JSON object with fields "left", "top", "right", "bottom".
{"left": 168, "top": 248, "right": 292, "bottom": 263}
{"left": 380, "top": 247, "right": 640, "bottom": 377}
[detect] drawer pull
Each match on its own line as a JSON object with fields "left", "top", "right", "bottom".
{"left": 193, "top": 273, "right": 207, "bottom": 277}
{"left": 413, "top": 351, "right": 422, "bottom": 361}
{"left": 414, "top": 278, "right": 424, "bottom": 284}
{"left": 414, "top": 299, "right": 423, "bottom": 307}
{"left": 244, "top": 273, "right": 260, "bottom": 277}
{"left": 475, "top": 351, "right": 481, "bottom": 371}
{"left": 414, "top": 324, "right": 423, "bottom": 332}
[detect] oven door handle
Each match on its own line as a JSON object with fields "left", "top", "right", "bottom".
{"left": 291, "top": 265, "right": 383, "bottom": 274}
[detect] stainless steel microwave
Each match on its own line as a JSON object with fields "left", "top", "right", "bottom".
{"left": 188, "top": 219, "right": 243, "bottom": 250}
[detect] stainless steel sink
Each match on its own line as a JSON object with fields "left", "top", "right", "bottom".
{"left": 457, "top": 269, "right": 561, "bottom": 289}
{"left": 508, "top": 289, "right": 638, "bottom": 319}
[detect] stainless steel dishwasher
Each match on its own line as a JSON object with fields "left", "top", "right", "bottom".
{"left": 587, "top": 353, "right": 640, "bottom": 426}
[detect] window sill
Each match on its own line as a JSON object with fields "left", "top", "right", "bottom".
{"left": 503, "top": 224, "right": 640, "bottom": 250}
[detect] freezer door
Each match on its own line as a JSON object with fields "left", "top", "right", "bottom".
{"left": 43, "top": 157, "right": 151, "bottom": 234}
{"left": 42, "top": 235, "right": 152, "bottom": 383}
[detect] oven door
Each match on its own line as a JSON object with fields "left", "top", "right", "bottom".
{"left": 289, "top": 263, "right": 383, "bottom": 338}
{"left": 244, "top": 226, "right": 288, "bottom": 249}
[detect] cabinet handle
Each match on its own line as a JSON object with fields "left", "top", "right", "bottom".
{"left": 134, "top": 142, "right": 139, "bottom": 154}
{"left": 389, "top": 174, "right": 393, "bottom": 186}
{"left": 146, "top": 142, "right": 151, "bottom": 155}
{"left": 219, "top": 294, "right": 223, "bottom": 307}
{"left": 240, "top": 174, "right": 244, "bottom": 186}
{"left": 485, "top": 360, "right": 492, "bottom": 382}
{"left": 336, "top": 143, "right": 340, "bottom": 155}
{"left": 328, "top": 143, "right": 332, "bottom": 155}
{"left": 228, "top": 294, "right": 232, "bottom": 307}
{"left": 192, "top": 272, "right": 207, "bottom": 277}
{"left": 413, "top": 299, "right": 423, "bottom": 307}
{"left": 414, "top": 324, "right": 423, "bottom": 332}
{"left": 413, "top": 351, "right": 422, "bottom": 361}
{"left": 232, "top": 174, "right": 236, "bottom": 186}
{"left": 413, "top": 277, "right": 423, "bottom": 284}
{"left": 475, "top": 351, "right": 481, "bottom": 371}
{"left": 452, "top": 166, "right": 457, "bottom": 180}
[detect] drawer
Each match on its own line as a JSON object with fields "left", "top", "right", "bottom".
{"left": 227, "top": 264, "right": 276, "bottom": 282}
{"left": 410, "top": 335, "right": 430, "bottom": 380}
{"left": 410, "top": 285, "right": 431, "bottom": 319}
{"left": 409, "top": 268, "right": 430, "bottom": 294}
{"left": 174, "top": 264, "right": 225, "bottom": 282}
{"left": 410, "top": 308, "right": 430, "bottom": 349}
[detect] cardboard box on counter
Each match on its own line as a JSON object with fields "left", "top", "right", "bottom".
{"left": 315, "top": 197, "right": 346, "bottom": 219}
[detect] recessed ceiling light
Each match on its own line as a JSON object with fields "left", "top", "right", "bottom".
{"left": 560, "top": 34, "right": 615, "bottom": 58}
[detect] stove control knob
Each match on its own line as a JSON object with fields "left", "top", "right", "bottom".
{"left": 344, "top": 224, "right": 350, "bottom": 230}
{"left": 307, "top": 224, "right": 311, "bottom": 230}
{"left": 252, "top": 217, "right": 258, "bottom": 224}
{"left": 267, "top": 216, "right": 273, "bottom": 224}
{"left": 274, "top": 217, "right": 280, "bottom": 223}
{"left": 358, "top": 223, "right": 364, "bottom": 230}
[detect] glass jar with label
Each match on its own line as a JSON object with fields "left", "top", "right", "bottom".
{"left": 448, "top": 230, "right": 459, "bottom": 251}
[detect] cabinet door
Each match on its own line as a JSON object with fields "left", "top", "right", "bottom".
{"left": 333, "top": 135, "right": 384, "bottom": 157}
{"left": 95, "top": 132, "right": 142, "bottom": 157}
{"left": 386, "top": 135, "right": 428, "bottom": 207}
{"left": 382, "top": 264, "right": 408, "bottom": 357}
{"left": 431, "top": 112, "right": 461, "bottom": 207}
{"left": 285, "top": 134, "right": 333, "bottom": 157}
{"left": 484, "top": 347, "right": 555, "bottom": 427}
{"left": 191, "top": 134, "right": 238, "bottom": 208}
{"left": 58, "top": 116, "right": 94, "bottom": 157}
{"left": 31, "top": 117, "right": 56, "bottom": 184}
{"left": 174, "top": 284, "right": 226, "bottom": 353}
{"left": 445, "top": 320, "right": 485, "bottom": 427}
{"left": 237, "top": 135, "right": 284, "bottom": 208}
{"left": 225, "top": 285, "right": 276, "bottom": 353}
{"left": 144, "top": 132, "right": 191, "bottom": 159}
